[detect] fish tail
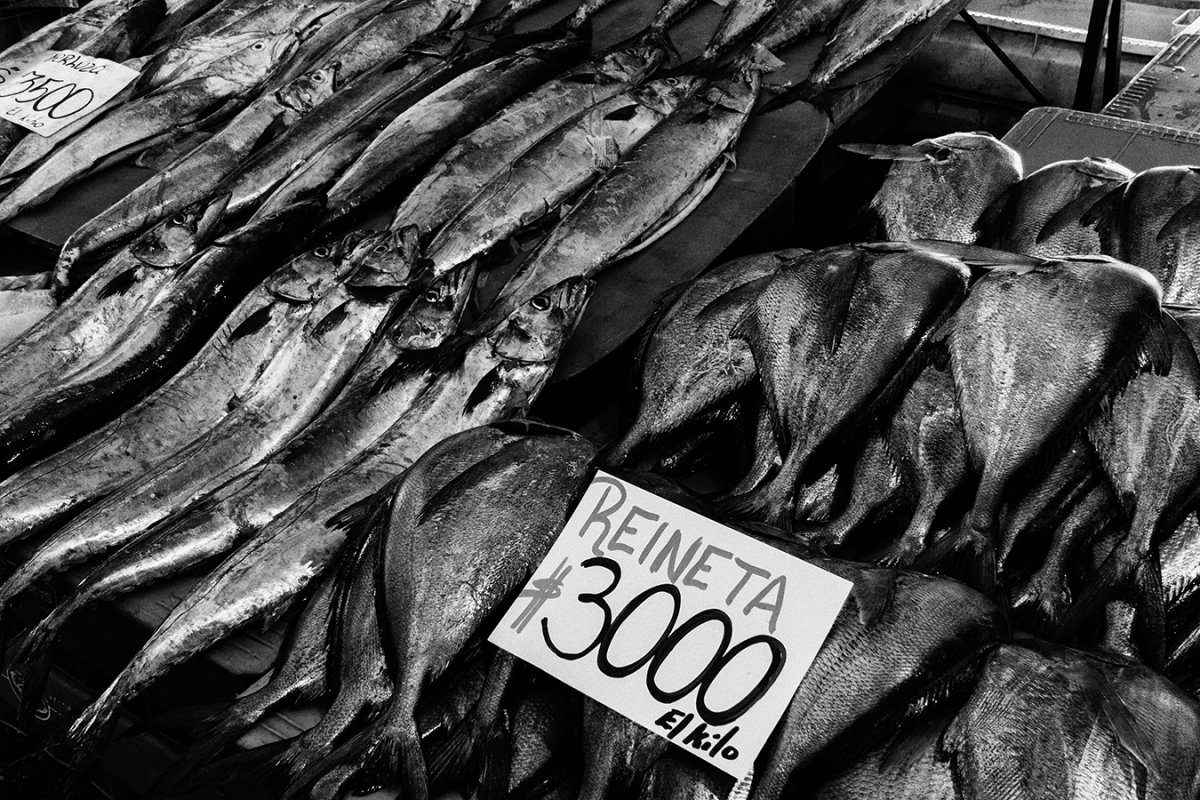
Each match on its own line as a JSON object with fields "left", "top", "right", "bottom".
{"left": 597, "top": 425, "right": 648, "bottom": 469}
{"left": 66, "top": 687, "right": 123, "bottom": 776}
{"left": 1057, "top": 531, "right": 1145, "bottom": 642}
{"left": 12, "top": 605, "right": 74, "bottom": 726}
{"left": 1134, "top": 550, "right": 1167, "bottom": 668}
{"left": 720, "top": 481, "right": 792, "bottom": 529}
{"left": 916, "top": 519, "right": 997, "bottom": 597}
{"left": 426, "top": 708, "right": 511, "bottom": 799}
{"left": 363, "top": 717, "right": 427, "bottom": 800}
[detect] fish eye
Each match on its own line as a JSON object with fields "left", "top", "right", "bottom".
{"left": 530, "top": 295, "right": 551, "bottom": 311}
{"left": 170, "top": 213, "right": 188, "bottom": 225}
{"left": 666, "top": 77, "right": 679, "bottom": 86}
{"left": 313, "top": 245, "right": 332, "bottom": 258}
{"left": 252, "top": 41, "right": 266, "bottom": 51}
{"left": 312, "top": 72, "right": 325, "bottom": 82}
{"left": 422, "top": 288, "right": 441, "bottom": 303}
{"left": 373, "top": 244, "right": 389, "bottom": 255}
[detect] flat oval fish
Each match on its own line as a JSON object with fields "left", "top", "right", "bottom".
{"left": 847, "top": 132, "right": 1022, "bottom": 243}
{"left": 980, "top": 156, "right": 1133, "bottom": 257}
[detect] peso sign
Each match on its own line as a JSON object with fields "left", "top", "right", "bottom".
{"left": 491, "top": 472, "right": 852, "bottom": 778}
{"left": 0, "top": 51, "right": 140, "bottom": 137}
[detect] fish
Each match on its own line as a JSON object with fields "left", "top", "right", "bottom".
{"left": 703, "top": 0, "right": 779, "bottom": 62}
{"left": 501, "top": 676, "right": 577, "bottom": 798}
{"left": 798, "top": 430, "right": 904, "bottom": 555}
{"left": 0, "top": 200, "right": 321, "bottom": 471}
{"left": 603, "top": 249, "right": 802, "bottom": 468}
{"left": 748, "top": 551, "right": 1007, "bottom": 800}
{"left": 54, "top": 0, "right": 480, "bottom": 279}
{"left": 425, "top": 74, "right": 705, "bottom": 275}
{"left": 0, "top": 27, "right": 304, "bottom": 223}
{"left": 390, "top": 35, "right": 669, "bottom": 240}
{"left": 0, "top": 0, "right": 162, "bottom": 79}
{"left": 477, "top": 65, "right": 760, "bottom": 329}
{"left": 807, "top": 0, "right": 960, "bottom": 89}
{"left": 285, "top": 424, "right": 598, "bottom": 800}
{"left": 22, "top": 261, "right": 477, "bottom": 641}
{"left": 272, "top": 510, "right": 391, "bottom": 782}
{"left": 224, "top": 30, "right": 467, "bottom": 219}
{"left": 65, "top": 281, "right": 592, "bottom": 763}
{"left": 0, "top": 231, "right": 359, "bottom": 550}
{"left": 939, "top": 639, "right": 1200, "bottom": 800}
{"left": 578, "top": 698, "right": 668, "bottom": 799}
{"left": 754, "top": 0, "right": 863, "bottom": 54}
{"left": 929, "top": 255, "right": 1172, "bottom": 596}
{"left": 320, "top": 35, "right": 590, "bottom": 227}
{"left": 0, "top": 289, "right": 53, "bottom": 351}
{"left": 639, "top": 754, "right": 735, "bottom": 800}
{"left": 1062, "top": 308, "right": 1200, "bottom": 664}
{"left": 812, "top": 710, "right": 956, "bottom": 800}
{"left": 0, "top": 229, "right": 424, "bottom": 629}
{"left": 0, "top": 193, "right": 228, "bottom": 424}
{"left": 1092, "top": 166, "right": 1200, "bottom": 305}
{"left": 846, "top": 132, "right": 1022, "bottom": 243}
{"left": 724, "top": 242, "right": 972, "bottom": 528}
{"left": 978, "top": 157, "right": 1132, "bottom": 257}
{"left": 146, "top": 0, "right": 227, "bottom": 48}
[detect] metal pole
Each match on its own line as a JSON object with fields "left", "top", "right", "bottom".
{"left": 1103, "top": 0, "right": 1124, "bottom": 102}
{"left": 960, "top": 10, "right": 1051, "bottom": 106}
{"left": 1074, "top": 0, "right": 1111, "bottom": 110}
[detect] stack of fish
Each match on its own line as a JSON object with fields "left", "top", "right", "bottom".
{"left": 0, "top": 0, "right": 988, "bottom": 796}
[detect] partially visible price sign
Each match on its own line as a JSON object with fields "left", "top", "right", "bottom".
{"left": 491, "top": 472, "right": 852, "bottom": 778}
{"left": 0, "top": 51, "right": 139, "bottom": 136}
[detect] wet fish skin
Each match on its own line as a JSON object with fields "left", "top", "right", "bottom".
{"left": 0, "top": 193, "right": 227, "bottom": 430}
{"left": 979, "top": 157, "right": 1132, "bottom": 257}
{"left": 726, "top": 242, "right": 971, "bottom": 528}
{"left": 390, "top": 35, "right": 669, "bottom": 239}
{"left": 799, "top": 431, "right": 903, "bottom": 554}
{"left": 425, "top": 74, "right": 705, "bottom": 275}
{"left": 703, "top": 0, "right": 779, "bottom": 62}
{"left": 65, "top": 280, "right": 591, "bottom": 761}
{"left": 813, "top": 710, "right": 955, "bottom": 800}
{"left": 638, "top": 753, "right": 735, "bottom": 800}
{"left": 754, "top": 0, "right": 863, "bottom": 53}
{"left": 299, "top": 426, "right": 598, "bottom": 800}
{"left": 941, "top": 639, "right": 1200, "bottom": 800}
{"left": 856, "top": 132, "right": 1022, "bottom": 244}
{"left": 321, "top": 35, "right": 590, "bottom": 227}
{"left": 940, "top": 255, "right": 1171, "bottom": 596}
{"left": 479, "top": 66, "right": 760, "bottom": 329}
{"left": 808, "top": 0, "right": 958, "bottom": 88}
{"left": 1068, "top": 308, "right": 1200, "bottom": 663}
{"left": 578, "top": 699, "right": 668, "bottom": 800}
{"left": 749, "top": 553, "right": 1007, "bottom": 800}
{"left": 502, "top": 677, "right": 577, "bottom": 796}
{"left": 0, "top": 233, "right": 354, "bottom": 549}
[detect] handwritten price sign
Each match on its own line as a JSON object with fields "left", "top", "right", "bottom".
{"left": 491, "top": 473, "right": 852, "bottom": 778}
{"left": 0, "top": 51, "right": 139, "bottom": 136}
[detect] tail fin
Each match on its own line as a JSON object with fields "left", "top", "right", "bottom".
{"left": 426, "top": 710, "right": 511, "bottom": 798}
{"left": 915, "top": 521, "right": 998, "bottom": 597}
{"left": 720, "top": 479, "right": 792, "bottom": 530}
{"left": 1058, "top": 533, "right": 1146, "bottom": 647}
{"left": 12, "top": 611, "right": 63, "bottom": 728}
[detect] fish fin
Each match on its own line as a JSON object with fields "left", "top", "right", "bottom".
{"left": 973, "top": 183, "right": 1017, "bottom": 245}
{"left": 249, "top": 112, "right": 291, "bottom": 156}
{"left": 1037, "top": 183, "right": 1121, "bottom": 244}
{"left": 12, "top": 607, "right": 72, "bottom": 727}
{"left": 425, "top": 711, "right": 510, "bottom": 797}
{"left": 215, "top": 197, "right": 324, "bottom": 247}
{"left": 694, "top": 274, "right": 775, "bottom": 325}
{"left": 463, "top": 365, "right": 506, "bottom": 415}
{"left": 97, "top": 267, "right": 140, "bottom": 299}
{"left": 356, "top": 717, "right": 428, "bottom": 800}
{"left": 419, "top": 440, "right": 539, "bottom": 525}
{"left": 1098, "top": 678, "right": 1163, "bottom": 783}
{"left": 838, "top": 143, "right": 928, "bottom": 162}
{"left": 324, "top": 483, "right": 396, "bottom": 533}
{"left": 848, "top": 567, "right": 897, "bottom": 626}
{"left": 1078, "top": 182, "right": 1125, "bottom": 235}
{"left": 1157, "top": 194, "right": 1200, "bottom": 242}
{"left": 1134, "top": 551, "right": 1167, "bottom": 668}
{"left": 822, "top": 248, "right": 866, "bottom": 355}
{"left": 368, "top": 348, "right": 441, "bottom": 398}
{"left": 194, "top": 192, "right": 231, "bottom": 246}
{"left": 1057, "top": 532, "right": 1142, "bottom": 642}
{"left": 310, "top": 300, "right": 351, "bottom": 339}
{"left": 228, "top": 303, "right": 276, "bottom": 340}
{"left": 916, "top": 522, "right": 997, "bottom": 597}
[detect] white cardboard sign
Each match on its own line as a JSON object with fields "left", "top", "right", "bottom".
{"left": 490, "top": 472, "right": 852, "bottom": 778}
{"left": 0, "top": 51, "right": 139, "bottom": 136}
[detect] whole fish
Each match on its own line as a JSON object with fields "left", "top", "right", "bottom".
{"left": 813, "top": 711, "right": 955, "bottom": 800}
{"left": 0, "top": 200, "right": 321, "bottom": 471}
{"left": 940, "top": 640, "right": 1200, "bottom": 800}
{"left": 603, "top": 249, "right": 801, "bottom": 467}
{"left": 0, "top": 193, "right": 227, "bottom": 422}
{"left": 0, "top": 232, "right": 360, "bottom": 549}
{"left": 478, "top": 65, "right": 760, "bottom": 329}
{"left": 1065, "top": 308, "right": 1200, "bottom": 663}
{"left": 224, "top": 30, "right": 467, "bottom": 219}
{"left": 54, "top": 0, "right": 480, "bottom": 280}
{"left": 808, "top": 0, "right": 960, "bottom": 89}
{"left": 390, "top": 36, "right": 669, "bottom": 239}
{"left": 425, "top": 75, "right": 705, "bottom": 275}
{"left": 26, "top": 261, "right": 478, "bottom": 629}
{"left": 320, "top": 35, "right": 590, "bottom": 227}
{"left": 932, "top": 255, "right": 1171, "bottom": 595}
{"left": 725, "top": 242, "right": 971, "bottom": 528}
{"left": 846, "top": 132, "right": 1022, "bottom": 243}
{"left": 978, "top": 157, "right": 1132, "bottom": 257}
{"left": 287, "top": 425, "right": 598, "bottom": 800}
{"left": 1091, "top": 166, "right": 1200, "bottom": 305}
{"left": 754, "top": 0, "right": 863, "bottom": 53}
{"left": 0, "top": 229, "right": 424, "bottom": 626}
{"left": 749, "top": 553, "right": 1007, "bottom": 800}
{"left": 65, "top": 281, "right": 591, "bottom": 761}
{"left": 0, "top": 27, "right": 304, "bottom": 223}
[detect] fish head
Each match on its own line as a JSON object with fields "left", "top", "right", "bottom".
{"left": 223, "top": 29, "right": 304, "bottom": 86}
{"left": 263, "top": 235, "right": 353, "bottom": 302}
{"left": 700, "top": 66, "right": 760, "bottom": 116}
{"left": 390, "top": 260, "right": 477, "bottom": 350}
{"left": 1075, "top": 156, "right": 1134, "bottom": 183}
{"left": 915, "top": 132, "right": 1023, "bottom": 174}
{"left": 275, "top": 61, "right": 341, "bottom": 113}
{"left": 130, "top": 193, "right": 230, "bottom": 268}
{"left": 343, "top": 227, "right": 427, "bottom": 300}
{"left": 633, "top": 74, "right": 704, "bottom": 114}
{"left": 490, "top": 277, "right": 592, "bottom": 364}
{"left": 405, "top": 29, "right": 466, "bottom": 60}
{"left": 593, "top": 36, "right": 669, "bottom": 84}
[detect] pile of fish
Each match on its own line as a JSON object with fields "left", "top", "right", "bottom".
{"left": 0, "top": 0, "right": 993, "bottom": 796}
